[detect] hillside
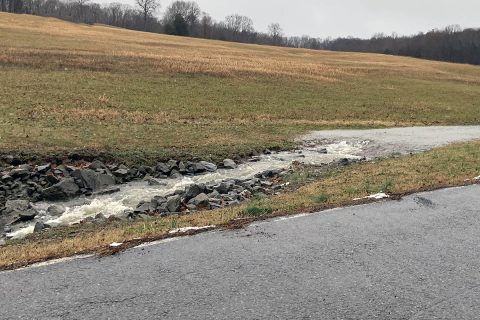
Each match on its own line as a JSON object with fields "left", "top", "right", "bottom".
{"left": 1, "top": 13, "right": 480, "bottom": 162}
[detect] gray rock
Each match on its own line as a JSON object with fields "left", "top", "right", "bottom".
{"left": 41, "top": 178, "right": 79, "bottom": 201}
{"left": 189, "top": 193, "right": 210, "bottom": 210}
{"left": 88, "top": 160, "right": 107, "bottom": 170}
{"left": 47, "top": 205, "right": 65, "bottom": 216}
{"left": 72, "top": 169, "right": 115, "bottom": 191}
{"left": 16, "top": 209, "right": 38, "bottom": 222}
{"left": 0, "top": 239, "right": 5, "bottom": 246}
{"left": 5, "top": 199, "right": 30, "bottom": 212}
{"left": 166, "top": 195, "right": 181, "bottom": 213}
{"left": 10, "top": 168, "right": 30, "bottom": 179}
{"left": 216, "top": 182, "right": 233, "bottom": 194}
{"left": 169, "top": 170, "right": 183, "bottom": 179}
{"left": 93, "top": 187, "right": 121, "bottom": 196}
{"left": 209, "top": 190, "right": 221, "bottom": 198}
{"left": 114, "top": 168, "right": 129, "bottom": 177}
{"left": 167, "top": 160, "right": 179, "bottom": 171}
{"left": 33, "top": 221, "right": 46, "bottom": 233}
{"left": 239, "top": 190, "right": 252, "bottom": 199}
{"left": 94, "top": 213, "right": 107, "bottom": 221}
{"left": 135, "top": 202, "right": 152, "bottom": 214}
{"left": 155, "top": 163, "right": 170, "bottom": 174}
{"left": 199, "top": 161, "right": 217, "bottom": 172}
{"left": 145, "top": 176, "right": 167, "bottom": 186}
{"left": 222, "top": 159, "right": 237, "bottom": 169}
{"left": 185, "top": 184, "right": 205, "bottom": 200}
{"left": 261, "top": 181, "right": 273, "bottom": 187}
{"left": 45, "top": 175, "right": 59, "bottom": 184}
{"left": 1, "top": 174, "right": 12, "bottom": 182}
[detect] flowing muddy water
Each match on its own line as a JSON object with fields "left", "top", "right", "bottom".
{"left": 7, "top": 142, "right": 364, "bottom": 239}
{"left": 7, "top": 126, "right": 480, "bottom": 239}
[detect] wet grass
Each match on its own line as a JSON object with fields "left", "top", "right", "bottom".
{"left": 2, "top": 141, "right": 480, "bottom": 270}
{"left": 1, "top": 14, "right": 480, "bottom": 163}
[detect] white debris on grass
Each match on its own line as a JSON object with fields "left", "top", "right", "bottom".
{"left": 353, "top": 193, "right": 390, "bottom": 201}
{"left": 474, "top": 176, "right": 480, "bottom": 181}
{"left": 109, "top": 242, "right": 123, "bottom": 248}
{"left": 169, "top": 225, "right": 216, "bottom": 235}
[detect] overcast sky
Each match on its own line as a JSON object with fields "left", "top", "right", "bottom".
{"left": 101, "top": 0, "right": 480, "bottom": 38}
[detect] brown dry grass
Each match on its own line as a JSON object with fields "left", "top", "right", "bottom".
{"left": 1, "top": 13, "right": 480, "bottom": 162}
{"left": 2, "top": 141, "right": 480, "bottom": 270}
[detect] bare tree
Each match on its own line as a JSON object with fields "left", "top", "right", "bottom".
{"left": 163, "top": 1, "right": 200, "bottom": 35}
{"left": 267, "top": 23, "right": 283, "bottom": 45}
{"left": 200, "top": 12, "right": 212, "bottom": 38}
{"left": 136, "top": 0, "right": 160, "bottom": 31}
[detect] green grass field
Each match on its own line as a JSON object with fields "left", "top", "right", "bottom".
{"left": 1, "top": 13, "right": 480, "bottom": 163}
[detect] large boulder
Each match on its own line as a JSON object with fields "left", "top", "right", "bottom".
{"left": 72, "top": 169, "right": 115, "bottom": 191}
{"left": 41, "top": 178, "right": 79, "bottom": 201}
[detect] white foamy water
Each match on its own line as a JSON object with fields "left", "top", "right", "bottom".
{"left": 6, "top": 141, "right": 363, "bottom": 239}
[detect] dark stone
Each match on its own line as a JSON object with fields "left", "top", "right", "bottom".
{"left": 145, "top": 176, "right": 167, "bottom": 186}
{"left": 185, "top": 184, "right": 205, "bottom": 200}
{"left": 72, "top": 169, "right": 115, "bottom": 191}
{"left": 41, "top": 178, "right": 80, "bottom": 201}
{"left": 1, "top": 175, "right": 12, "bottom": 182}
{"left": 94, "top": 187, "right": 121, "bottom": 196}
{"left": 5, "top": 199, "right": 30, "bottom": 212}
{"left": 33, "top": 221, "right": 46, "bottom": 233}
{"left": 155, "top": 163, "right": 171, "bottom": 174}
{"left": 88, "top": 160, "right": 107, "bottom": 170}
{"left": 47, "top": 205, "right": 65, "bottom": 216}
{"left": 10, "top": 168, "right": 30, "bottom": 179}
{"left": 199, "top": 161, "right": 217, "bottom": 172}
{"left": 166, "top": 195, "right": 181, "bottom": 213}
{"left": 46, "top": 175, "right": 60, "bottom": 184}
{"left": 94, "top": 213, "right": 107, "bottom": 221}
{"left": 167, "top": 160, "right": 179, "bottom": 171}
{"left": 113, "top": 168, "right": 129, "bottom": 177}
{"left": 169, "top": 170, "right": 183, "bottom": 179}
{"left": 135, "top": 202, "right": 152, "bottom": 214}
{"left": 337, "top": 158, "right": 350, "bottom": 166}
{"left": 189, "top": 193, "right": 210, "bottom": 210}
{"left": 216, "top": 182, "right": 233, "bottom": 194}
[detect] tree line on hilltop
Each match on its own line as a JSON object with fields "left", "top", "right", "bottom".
{"left": 2, "top": 0, "right": 479, "bottom": 65}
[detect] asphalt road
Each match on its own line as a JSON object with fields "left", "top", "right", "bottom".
{"left": 2, "top": 185, "right": 480, "bottom": 319}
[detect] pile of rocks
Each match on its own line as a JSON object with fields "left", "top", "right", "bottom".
{"left": 0, "top": 157, "right": 239, "bottom": 233}
{"left": 124, "top": 169, "right": 286, "bottom": 221}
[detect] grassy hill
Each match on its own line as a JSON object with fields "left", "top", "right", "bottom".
{"left": 1, "top": 13, "right": 480, "bottom": 162}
